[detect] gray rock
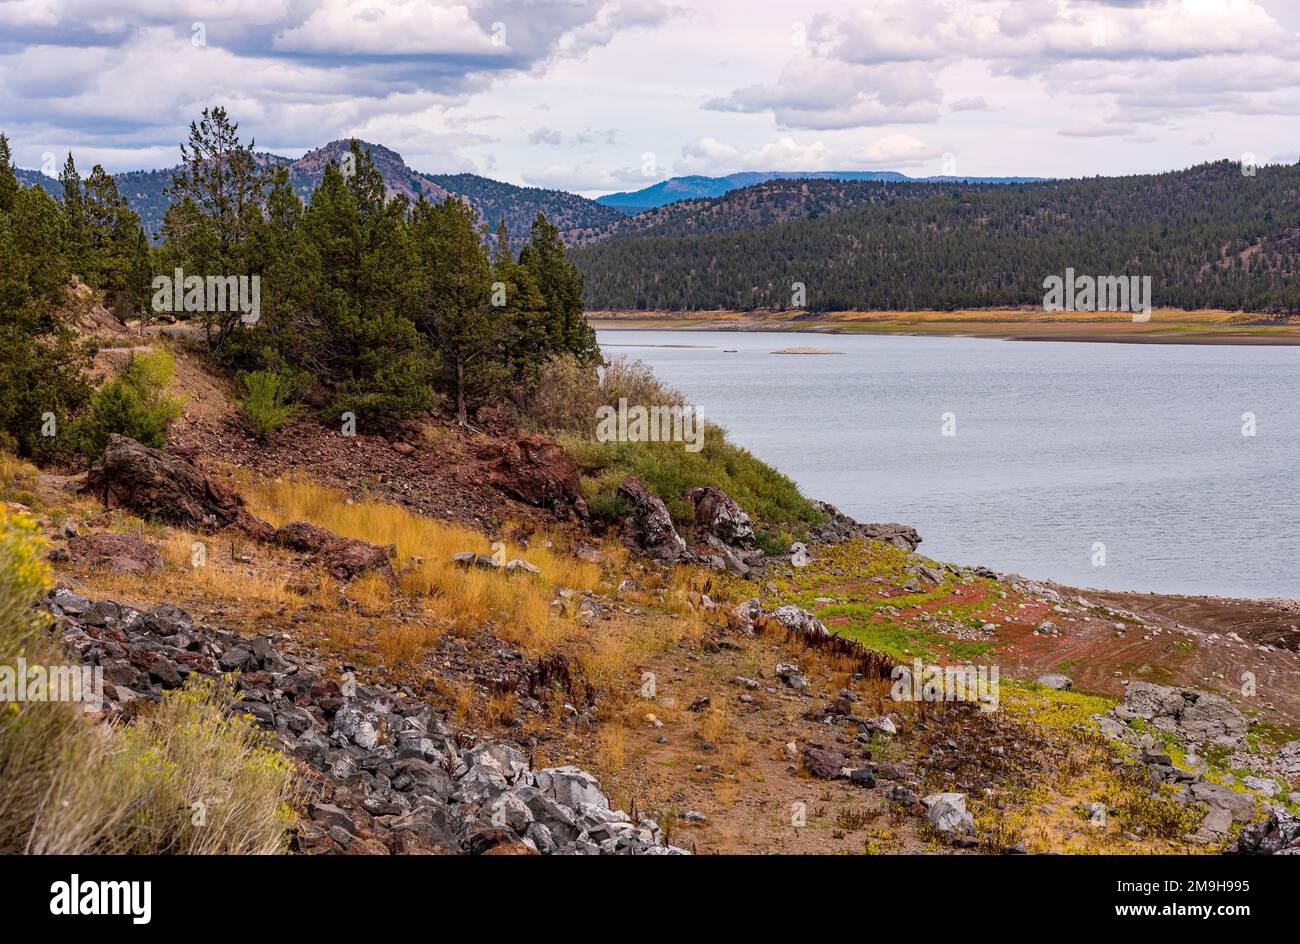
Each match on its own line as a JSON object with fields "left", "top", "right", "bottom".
{"left": 1036, "top": 674, "right": 1074, "bottom": 691}
{"left": 1243, "top": 776, "right": 1281, "bottom": 798}
{"left": 922, "top": 793, "right": 975, "bottom": 836}
{"left": 535, "top": 765, "right": 609, "bottom": 811}
{"left": 1114, "top": 681, "right": 1247, "bottom": 749}
{"left": 1229, "top": 807, "right": 1300, "bottom": 854}
{"left": 1274, "top": 739, "right": 1300, "bottom": 781}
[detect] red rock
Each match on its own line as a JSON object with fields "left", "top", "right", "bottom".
{"left": 483, "top": 434, "right": 588, "bottom": 519}
{"left": 68, "top": 532, "right": 161, "bottom": 574}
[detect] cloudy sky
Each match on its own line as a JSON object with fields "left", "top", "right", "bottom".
{"left": 1, "top": 0, "right": 1297, "bottom": 195}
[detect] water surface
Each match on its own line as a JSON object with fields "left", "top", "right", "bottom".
{"left": 598, "top": 329, "right": 1300, "bottom": 598}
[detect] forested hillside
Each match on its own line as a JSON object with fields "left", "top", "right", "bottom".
{"left": 564, "top": 176, "right": 996, "bottom": 247}
{"left": 424, "top": 173, "right": 624, "bottom": 246}
{"left": 572, "top": 161, "right": 1300, "bottom": 313}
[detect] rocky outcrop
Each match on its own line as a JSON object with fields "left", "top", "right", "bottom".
{"left": 67, "top": 532, "right": 160, "bottom": 574}
{"left": 1114, "top": 681, "right": 1248, "bottom": 749}
{"left": 683, "top": 485, "right": 755, "bottom": 548}
{"left": 483, "top": 435, "right": 588, "bottom": 520}
{"left": 45, "top": 588, "right": 688, "bottom": 856}
{"left": 82, "top": 434, "right": 274, "bottom": 540}
{"left": 1228, "top": 807, "right": 1300, "bottom": 855}
{"left": 808, "top": 501, "right": 920, "bottom": 551}
{"left": 617, "top": 476, "right": 686, "bottom": 561}
{"left": 274, "top": 521, "right": 395, "bottom": 583}
{"left": 1274, "top": 739, "right": 1300, "bottom": 782}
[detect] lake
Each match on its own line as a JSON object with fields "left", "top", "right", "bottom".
{"left": 597, "top": 329, "right": 1300, "bottom": 599}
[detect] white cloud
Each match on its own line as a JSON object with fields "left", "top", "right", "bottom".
{"left": 272, "top": 0, "right": 499, "bottom": 56}
{"left": 857, "top": 133, "right": 943, "bottom": 165}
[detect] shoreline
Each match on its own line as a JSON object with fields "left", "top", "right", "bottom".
{"left": 590, "top": 310, "right": 1300, "bottom": 346}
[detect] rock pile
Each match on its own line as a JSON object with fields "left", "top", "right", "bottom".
{"left": 45, "top": 587, "right": 687, "bottom": 856}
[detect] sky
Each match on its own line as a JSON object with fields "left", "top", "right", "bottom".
{"left": 1, "top": 0, "right": 1298, "bottom": 195}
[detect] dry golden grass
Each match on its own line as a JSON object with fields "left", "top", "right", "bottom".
{"left": 240, "top": 475, "right": 609, "bottom": 659}
{"left": 594, "top": 721, "right": 628, "bottom": 776}
{"left": 376, "top": 620, "right": 446, "bottom": 669}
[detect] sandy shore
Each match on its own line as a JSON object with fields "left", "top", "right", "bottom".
{"left": 590, "top": 308, "right": 1300, "bottom": 345}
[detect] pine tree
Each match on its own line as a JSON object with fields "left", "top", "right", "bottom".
{"left": 519, "top": 212, "right": 598, "bottom": 362}
{"left": 0, "top": 134, "right": 17, "bottom": 215}
{"left": 296, "top": 142, "right": 431, "bottom": 425}
{"left": 168, "top": 106, "right": 265, "bottom": 260}
{"left": 0, "top": 143, "right": 93, "bottom": 458}
{"left": 58, "top": 153, "right": 86, "bottom": 272}
{"left": 411, "top": 195, "right": 504, "bottom": 426}
{"left": 83, "top": 165, "right": 148, "bottom": 322}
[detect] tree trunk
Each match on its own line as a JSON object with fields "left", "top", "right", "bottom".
{"left": 456, "top": 361, "right": 467, "bottom": 426}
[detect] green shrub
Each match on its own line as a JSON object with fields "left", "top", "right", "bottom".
{"left": 108, "top": 676, "right": 299, "bottom": 855}
{"left": 73, "top": 350, "right": 183, "bottom": 459}
{"left": 526, "top": 353, "right": 824, "bottom": 533}
{"left": 236, "top": 369, "right": 299, "bottom": 440}
{"left": 560, "top": 425, "right": 823, "bottom": 531}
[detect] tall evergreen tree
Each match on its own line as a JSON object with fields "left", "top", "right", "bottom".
{"left": 167, "top": 106, "right": 267, "bottom": 351}
{"left": 0, "top": 134, "right": 17, "bottom": 215}
{"left": 58, "top": 153, "right": 86, "bottom": 272}
{"left": 519, "top": 212, "right": 598, "bottom": 362}
{"left": 411, "top": 196, "right": 503, "bottom": 426}
{"left": 296, "top": 142, "right": 431, "bottom": 424}
{"left": 0, "top": 141, "right": 93, "bottom": 458}
{"left": 83, "top": 165, "right": 149, "bottom": 322}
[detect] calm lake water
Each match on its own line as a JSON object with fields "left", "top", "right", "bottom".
{"left": 597, "top": 329, "right": 1300, "bottom": 599}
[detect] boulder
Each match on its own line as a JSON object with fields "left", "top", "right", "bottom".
{"left": 1036, "top": 674, "right": 1074, "bottom": 691}
{"left": 535, "top": 766, "right": 609, "bottom": 811}
{"left": 82, "top": 434, "right": 274, "bottom": 540}
{"left": 1115, "top": 682, "right": 1247, "bottom": 749}
{"left": 484, "top": 435, "right": 588, "bottom": 520}
{"left": 617, "top": 476, "right": 687, "bottom": 561}
{"left": 274, "top": 521, "right": 341, "bottom": 552}
{"left": 67, "top": 532, "right": 160, "bottom": 574}
{"left": 923, "top": 792, "right": 975, "bottom": 836}
{"left": 766, "top": 605, "right": 831, "bottom": 641}
{"left": 319, "top": 538, "right": 395, "bottom": 583}
{"left": 803, "top": 747, "right": 847, "bottom": 779}
{"left": 274, "top": 521, "right": 395, "bottom": 583}
{"left": 682, "top": 485, "right": 755, "bottom": 548}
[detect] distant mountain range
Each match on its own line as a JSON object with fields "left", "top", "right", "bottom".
{"left": 16, "top": 146, "right": 1043, "bottom": 246}
{"left": 595, "top": 170, "right": 1046, "bottom": 214}
{"left": 16, "top": 140, "right": 624, "bottom": 247}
